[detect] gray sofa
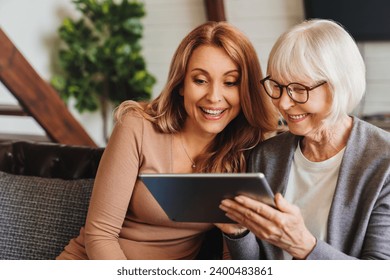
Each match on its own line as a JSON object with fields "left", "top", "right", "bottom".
{"left": 0, "top": 141, "right": 221, "bottom": 260}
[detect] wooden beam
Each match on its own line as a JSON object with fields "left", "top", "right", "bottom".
{"left": 0, "top": 28, "right": 97, "bottom": 147}
{"left": 0, "top": 104, "right": 26, "bottom": 116}
{"left": 204, "top": 0, "right": 226, "bottom": 22}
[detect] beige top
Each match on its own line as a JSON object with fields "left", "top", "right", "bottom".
{"left": 57, "top": 112, "right": 213, "bottom": 260}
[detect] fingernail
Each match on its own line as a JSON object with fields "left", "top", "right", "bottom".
{"left": 235, "top": 196, "right": 244, "bottom": 203}
{"left": 221, "top": 199, "right": 230, "bottom": 206}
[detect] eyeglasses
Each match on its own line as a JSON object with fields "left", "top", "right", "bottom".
{"left": 260, "top": 75, "right": 327, "bottom": 104}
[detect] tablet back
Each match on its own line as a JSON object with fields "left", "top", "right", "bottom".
{"left": 139, "top": 173, "right": 274, "bottom": 223}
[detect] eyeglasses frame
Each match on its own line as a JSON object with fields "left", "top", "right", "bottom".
{"left": 260, "top": 75, "right": 327, "bottom": 104}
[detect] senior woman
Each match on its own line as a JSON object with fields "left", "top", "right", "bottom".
{"left": 217, "top": 19, "right": 390, "bottom": 260}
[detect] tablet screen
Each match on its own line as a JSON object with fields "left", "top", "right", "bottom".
{"left": 139, "top": 173, "right": 274, "bottom": 223}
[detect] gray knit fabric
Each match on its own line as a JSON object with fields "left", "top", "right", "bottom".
{"left": 0, "top": 171, "right": 93, "bottom": 260}
{"left": 225, "top": 117, "right": 390, "bottom": 259}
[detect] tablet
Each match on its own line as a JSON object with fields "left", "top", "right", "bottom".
{"left": 139, "top": 172, "right": 274, "bottom": 223}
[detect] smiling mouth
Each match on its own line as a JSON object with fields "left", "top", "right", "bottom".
{"left": 288, "top": 113, "right": 308, "bottom": 120}
{"left": 200, "top": 107, "right": 226, "bottom": 116}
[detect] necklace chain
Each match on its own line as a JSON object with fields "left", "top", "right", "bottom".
{"left": 179, "top": 133, "right": 196, "bottom": 168}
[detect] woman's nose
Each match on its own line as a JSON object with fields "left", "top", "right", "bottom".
{"left": 276, "top": 88, "right": 295, "bottom": 110}
{"left": 206, "top": 84, "right": 222, "bottom": 103}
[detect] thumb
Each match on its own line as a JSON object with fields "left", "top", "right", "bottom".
{"left": 274, "top": 193, "right": 289, "bottom": 212}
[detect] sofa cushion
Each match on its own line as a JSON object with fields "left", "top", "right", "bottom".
{"left": 0, "top": 171, "right": 93, "bottom": 260}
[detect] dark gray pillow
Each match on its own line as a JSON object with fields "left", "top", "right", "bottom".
{"left": 0, "top": 171, "right": 94, "bottom": 260}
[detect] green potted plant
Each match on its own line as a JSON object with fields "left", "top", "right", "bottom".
{"left": 51, "top": 0, "right": 156, "bottom": 142}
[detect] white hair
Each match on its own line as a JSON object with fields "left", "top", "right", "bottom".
{"left": 267, "top": 19, "right": 366, "bottom": 124}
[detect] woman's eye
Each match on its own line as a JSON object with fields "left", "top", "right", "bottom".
{"left": 225, "top": 81, "right": 238, "bottom": 87}
{"left": 194, "top": 78, "right": 207, "bottom": 85}
{"left": 290, "top": 85, "right": 306, "bottom": 94}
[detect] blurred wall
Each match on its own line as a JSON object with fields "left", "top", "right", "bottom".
{"left": 0, "top": 0, "right": 389, "bottom": 146}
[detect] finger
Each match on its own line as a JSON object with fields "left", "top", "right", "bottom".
{"left": 223, "top": 203, "right": 297, "bottom": 249}
{"left": 219, "top": 201, "right": 247, "bottom": 224}
{"left": 224, "top": 202, "right": 274, "bottom": 231}
{"left": 225, "top": 211, "right": 276, "bottom": 241}
{"left": 220, "top": 198, "right": 238, "bottom": 208}
{"left": 220, "top": 201, "right": 250, "bottom": 221}
{"left": 221, "top": 197, "right": 282, "bottom": 234}
{"left": 231, "top": 196, "right": 292, "bottom": 239}
{"left": 274, "top": 193, "right": 300, "bottom": 215}
{"left": 220, "top": 200, "right": 256, "bottom": 225}
{"left": 274, "top": 193, "right": 288, "bottom": 211}
{"left": 220, "top": 198, "right": 252, "bottom": 215}
{"left": 227, "top": 208, "right": 292, "bottom": 248}
{"left": 234, "top": 195, "right": 279, "bottom": 221}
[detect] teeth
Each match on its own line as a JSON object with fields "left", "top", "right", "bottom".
{"left": 289, "top": 114, "right": 307, "bottom": 120}
{"left": 201, "top": 108, "right": 225, "bottom": 115}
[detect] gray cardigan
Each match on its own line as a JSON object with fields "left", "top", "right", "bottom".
{"left": 226, "top": 117, "right": 390, "bottom": 259}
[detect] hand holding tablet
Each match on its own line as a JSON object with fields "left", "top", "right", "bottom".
{"left": 139, "top": 173, "right": 274, "bottom": 223}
